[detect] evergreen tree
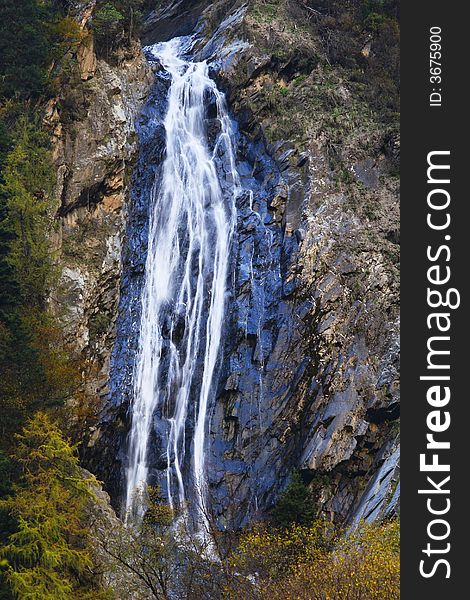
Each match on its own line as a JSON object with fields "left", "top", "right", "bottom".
{"left": 0, "top": 115, "right": 74, "bottom": 441}
{"left": 92, "top": 1, "right": 145, "bottom": 54}
{"left": 272, "top": 470, "right": 317, "bottom": 528}
{"left": 0, "top": 413, "right": 106, "bottom": 599}
{"left": 0, "top": 115, "right": 55, "bottom": 308}
{"left": 0, "top": 0, "right": 87, "bottom": 445}
{"left": 0, "top": 0, "right": 52, "bottom": 99}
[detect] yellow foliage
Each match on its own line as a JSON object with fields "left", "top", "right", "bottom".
{"left": 226, "top": 519, "right": 399, "bottom": 600}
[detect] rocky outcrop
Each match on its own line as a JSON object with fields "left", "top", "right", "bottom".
{"left": 75, "top": 1, "right": 399, "bottom": 526}
{"left": 142, "top": 0, "right": 216, "bottom": 43}
{"left": 48, "top": 8, "right": 153, "bottom": 431}
{"left": 85, "top": 477, "right": 147, "bottom": 600}
{"left": 212, "top": 0, "right": 399, "bottom": 526}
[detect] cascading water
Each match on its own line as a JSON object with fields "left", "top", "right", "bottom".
{"left": 124, "top": 37, "right": 239, "bottom": 534}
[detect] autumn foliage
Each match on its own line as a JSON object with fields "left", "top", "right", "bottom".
{"left": 226, "top": 520, "right": 400, "bottom": 600}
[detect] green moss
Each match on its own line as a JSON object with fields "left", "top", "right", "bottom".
{"left": 249, "top": 0, "right": 282, "bottom": 24}
{"left": 88, "top": 311, "right": 111, "bottom": 339}
{"left": 293, "top": 75, "right": 307, "bottom": 86}
{"left": 336, "top": 168, "right": 355, "bottom": 186}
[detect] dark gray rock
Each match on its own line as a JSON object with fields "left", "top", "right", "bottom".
{"left": 82, "top": 0, "right": 399, "bottom": 529}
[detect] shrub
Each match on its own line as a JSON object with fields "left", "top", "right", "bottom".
{"left": 226, "top": 519, "right": 400, "bottom": 600}
{"left": 271, "top": 470, "right": 317, "bottom": 528}
{"left": 92, "top": 1, "right": 146, "bottom": 55}
{"left": 93, "top": 3, "right": 125, "bottom": 42}
{"left": 267, "top": 520, "right": 400, "bottom": 600}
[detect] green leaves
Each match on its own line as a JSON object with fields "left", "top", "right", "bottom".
{"left": 0, "top": 0, "right": 88, "bottom": 102}
{"left": 0, "top": 0, "right": 52, "bottom": 100}
{"left": 0, "top": 113, "right": 66, "bottom": 437}
{"left": 92, "top": 1, "right": 145, "bottom": 55}
{"left": 271, "top": 470, "right": 317, "bottom": 528}
{"left": 0, "top": 413, "right": 99, "bottom": 599}
{"left": 93, "top": 3, "right": 125, "bottom": 39}
{"left": 0, "top": 115, "right": 55, "bottom": 307}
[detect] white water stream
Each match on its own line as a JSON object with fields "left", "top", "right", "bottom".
{"left": 125, "top": 37, "right": 239, "bottom": 535}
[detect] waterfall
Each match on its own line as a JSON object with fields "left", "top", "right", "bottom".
{"left": 124, "top": 37, "right": 239, "bottom": 534}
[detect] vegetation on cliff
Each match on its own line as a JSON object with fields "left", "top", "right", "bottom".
{"left": 0, "top": 0, "right": 147, "bottom": 449}
{"left": 93, "top": 0, "right": 145, "bottom": 53}
{"left": 90, "top": 478, "right": 399, "bottom": 599}
{"left": 240, "top": 0, "right": 399, "bottom": 185}
{"left": 0, "top": 2, "right": 110, "bottom": 596}
{"left": 0, "top": 0, "right": 84, "bottom": 444}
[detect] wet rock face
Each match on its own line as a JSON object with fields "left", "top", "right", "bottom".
{"left": 96, "top": 49, "right": 299, "bottom": 513}
{"left": 87, "top": 76, "right": 171, "bottom": 504}
{"left": 200, "top": 0, "right": 399, "bottom": 525}
{"left": 142, "top": 0, "right": 242, "bottom": 45}
{"left": 142, "top": 0, "right": 214, "bottom": 44}
{"left": 85, "top": 0, "right": 399, "bottom": 526}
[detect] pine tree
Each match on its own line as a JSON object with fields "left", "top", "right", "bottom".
{"left": 0, "top": 0, "right": 52, "bottom": 99}
{"left": 272, "top": 470, "right": 317, "bottom": 528}
{"left": 0, "top": 413, "right": 105, "bottom": 599}
{"left": 0, "top": 115, "right": 56, "bottom": 308}
{"left": 0, "top": 115, "right": 71, "bottom": 439}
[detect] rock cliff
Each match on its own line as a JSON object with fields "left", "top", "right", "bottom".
{"left": 57, "top": 0, "right": 399, "bottom": 527}
{"left": 48, "top": 3, "right": 153, "bottom": 433}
